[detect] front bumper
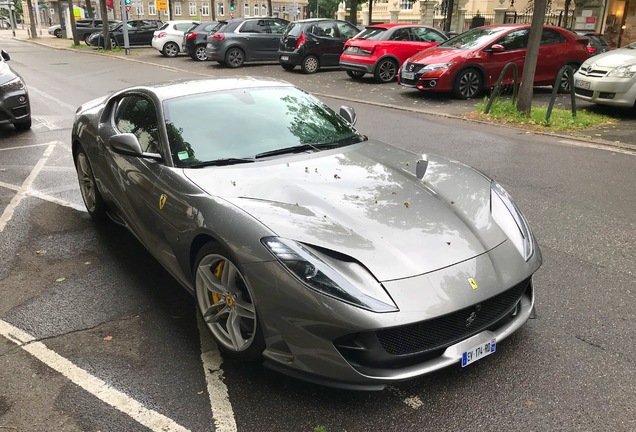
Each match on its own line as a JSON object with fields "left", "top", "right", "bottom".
{"left": 398, "top": 62, "right": 454, "bottom": 92}
{"left": 573, "top": 74, "right": 636, "bottom": 108}
{"left": 0, "top": 89, "right": 30, "bottom": 126}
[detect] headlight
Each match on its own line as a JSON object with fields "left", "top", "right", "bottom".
{"left": 262, "top": 237, "right": 398, "bottom": 313}
{"left": 490, "top": 182, "right": 534, "bottom": 261}
{"left": 421, "top": 62, "right": 455, "bottom": 72}
{"left": 607, "top": 64, "right": 636, "bottom": 78}
{"left": 0, "top": 77, "right": 25, "bottom": 91}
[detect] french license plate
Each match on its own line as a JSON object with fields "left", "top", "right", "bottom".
{"left": 575, "top": 79, "right": 591, "bottom": 90}
{"left": 280, "top": 55, "right": 289, "bottom": 61}
{"left": 462, "top": 338, "right": 496, "bottom": 367}
{"left": 402, "top": 71, "right": 415, "bottom": 80}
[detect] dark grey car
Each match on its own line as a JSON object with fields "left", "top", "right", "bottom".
{"left": 0, "top": 50, "right": 31, "bottom": 131}
{"left": 205, "top": 17, "right": 289, "bottom": 67}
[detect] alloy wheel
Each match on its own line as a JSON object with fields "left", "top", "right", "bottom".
{"left": 76, "top": 152, "right": 97, "bottom": 214}
{"left": 163, "top": 42, "right": 179, "bottom": 57}
{"left": 226, "top": 48, "right": 245, "bottom": 68}
{"left": 457, "top": 70, "right": 481, "bottom": 99}
{"left": 194, "top": 46, "right": 207, "bottom": 61}
{"left": 375, "top": 59, "right": 397, "bottom": 83}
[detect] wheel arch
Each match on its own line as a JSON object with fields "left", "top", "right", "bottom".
{"left": 373, "top": 54, "right": 400, "bottom": 72}
{"left": 452, "top": 63, "right": 487, "bottom": 87}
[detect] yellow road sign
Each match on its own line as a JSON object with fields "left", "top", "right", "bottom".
{"left": 157, "top": 0, "right": 168, "bottom": 11}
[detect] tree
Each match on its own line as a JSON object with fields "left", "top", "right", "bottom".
{"left": 68, "top": 0, "right": 80, "bottom": 45}
{"left": 25, "top": 0, "right": 36, "bottom": 38}
{"left": 86, "top": 0, "right": 95, "bottom": 19}
{"left": 267, "top": 0, "right": 272, "bottom": 16}
{"left": 99, "top": 0, "right": 111, "bottom": 49}
{"left": 516, "top": 0, "right": 546, "bottom": 115}
{"left": 348, "top": 0, "right": 358, "bottom": 24}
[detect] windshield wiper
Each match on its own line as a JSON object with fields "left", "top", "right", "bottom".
{"left": 189, "top": 158, "right": 255, "bottom": 168}
{"left": 255, "top": 143, "right": 321, "bottom": 159}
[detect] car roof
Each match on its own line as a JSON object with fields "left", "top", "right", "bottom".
{"left": 366, "top": 23, "right": 428, "bottom": 29}
{"left": 130, "top": 77, "right": 294, "bottom": 100}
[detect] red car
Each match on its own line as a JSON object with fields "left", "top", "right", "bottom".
{"left": 339, "top": 23, "right": 448, "bottom": 83}
{"left": 398, "top": 24, "right": 591, "bottom": 99}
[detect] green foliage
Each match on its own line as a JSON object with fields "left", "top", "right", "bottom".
{"left": 313, "top": 426, "right": 328, "bottom": 432}
{"left": 475, "top": 98, "right": 614, "bottom": 131}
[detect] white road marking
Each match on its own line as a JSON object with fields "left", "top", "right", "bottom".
{"left": 0, "top": 180, "right": 20, "bottom": 191}
{"left": 558, "top": 139, "right": 636, "bottom": 156}
{"left": 0, "top": 142, "right": 56, "bottom": 152}
{"left": 26, "top": 189, "right": 86, "bottom": 212}
{"left": 27, "top": 85, "right": 78, "bottom": 112}
{"left": 0, "top": 143, "right": 55, "bottom": 233}
{"left": 32, "top": 115, "right": 61, "bottom": 131}
{"left": 0, "top": 319, "right": 190, "bottom": 432}
{"left": 198, "top": 316, "right": 238, "bottom": 432}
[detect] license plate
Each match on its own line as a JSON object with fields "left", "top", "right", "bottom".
{"left": 280, "top": 55, "right": 289, "bottom": 61}
{"left": 462, "top": 338, "right": 496, "bottom": 367}
{"left": 402, "top": 71, "right": 415, "bottom": 80}
{"left": 575, "top": 79, "right": 591, "bottom": 90}
{"left": 346, "top": 46, "right": 359, "bottom": 53}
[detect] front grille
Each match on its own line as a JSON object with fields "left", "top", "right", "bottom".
{"left": 12, "top": 106, "right": 28, "bottom": 117}
{"left": 376, "top": 278, "right": 530, "bottom": 356}
{"left": 577, "top": 68, "right": 608, "bottom": 78}
{"left": 575, "top": 88, "right": 594, "bottom": 97}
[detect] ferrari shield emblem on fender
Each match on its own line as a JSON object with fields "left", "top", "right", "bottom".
{"left": 159, "top": 194, "right": 167, "bottom": 210}
{"left": 468, "top": 277, "right": 478, "bottom": 290}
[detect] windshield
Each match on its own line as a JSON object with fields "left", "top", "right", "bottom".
{"left": 163, "top": 86, "right": 364, "bottom": 167}
{"left": 439, "top": 27, "right": 509, "bottom": 50}
{"left": 355, "top": 27, "right": 386, "bottom": 40}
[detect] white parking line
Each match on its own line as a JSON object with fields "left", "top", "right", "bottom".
{"left": 558, "top": 139, "right": 636, "bottom": 156}
{"left": 0, "top": 319, "right": 190, "bottom": 432}
{"left": 0, "top": 143, "right": 55, "bottom": 233}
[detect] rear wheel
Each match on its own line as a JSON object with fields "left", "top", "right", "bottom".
{"left": 374, "top": 58, "right": 398, "bottom": 83}
{"left": 301, "top": 55, "right": 319, "bottom": 74}
{"left": 83, "top": 33, "right": 92, "bottom": 45}
{"left": 453, "top": 68, "right": 482, "bottom": 99}
{"left": 281, "top": 63, "right": 295, "bottom": 71}
{"left": 75, "top": 145, "right": 107, "bottom": 221}
{"left": 226, "top": 48, "right": 245, "bottom": 68}
{"left": 109, "top": 36, "right": 118, "bottom": 49}
{"left": 54, "top": 28, "right": 62, "bottom": 38}
{"left": 192, "top": 45, "right": 207, "bottom": 61}
{"left": 346, "top": 70, "right": 365, "bottom": 79}
{"left": 162, "top": 41, "right": 180, "bottom": 58}
{"left": 194, "top": 243, "right": 265, "bottom": 361}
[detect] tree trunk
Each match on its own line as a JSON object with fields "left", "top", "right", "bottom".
{"left": 86, "top": 0, "right": 95, "bottom": 19}
{"left": 348, "top": 0, "right": 357, "bottom": 24}
{"left": 211, "top": 0, "right": 216, "bottom": 19}
{"left": 100, "top": 0, "right": 111, "bottom": 49}
{"left": 25, "top": 0, "right": 37, "bottom": 38}
{"left": 368, "top": 0, "right": 372, "bottom": 25}
{"left": 268, "top": 0, "right": 273, "bottom": 16}
{"left": 516, "top": 0, "right": 546, "bottom": 115}
{"left": 68, "top": 0, "right": 80, "bottom": 45}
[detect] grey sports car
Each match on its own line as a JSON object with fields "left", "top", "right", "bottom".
{"left": 72, "top": 78, "right": 542, "bottom": 390}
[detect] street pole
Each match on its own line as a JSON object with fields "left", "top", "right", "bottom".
{"left": 8, "top": 1, "right": 16, "bottom": 37}
{"left": 119, "top": 0, "right": 130, "bottom": 54}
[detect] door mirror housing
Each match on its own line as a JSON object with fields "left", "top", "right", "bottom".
{"left": 488, "top": 44, "right": 505, "bottom": 53}
{"left": 339, "top": 106, "right": 357, "bottom": 126}
{"left": 109, "top": 133, "right": 162, "bottom": 160}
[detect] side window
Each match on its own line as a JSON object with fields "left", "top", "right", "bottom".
{"left": 496, "top": 29, "right": 529, "bottom": 51}
{"left": 114, "top": 95, "right": 161, "bottom": 154}
{"left": 313, "top": 21, "right": 337, "bottom": 38}
{"left": 390, "top": 28, "right": 412, "bottom": 41}
{"left": 412, "top": 27, "right": 446, "bottom": 43}
{"left": 268, "top": 19, "right": 288, "bottom": 34}
{"left": 176, "top": 22, "right": 193, "bottom": 31}
{"left": 240, "top": 20, "right": 268, "bottom": 33}
{"left": 541, "top": 28, "right": 566, "bottom": 45}
{"left": 336, "top": 22, "right": 359, "bottom": 39}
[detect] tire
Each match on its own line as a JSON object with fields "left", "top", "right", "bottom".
{"left": 301, "top": 55, "right": 319, "bottom": 74}
{"left": 109, "top": 36, "right": 118, "bottom": 49}
{"left": 54, "top": 28, "right": 62, "bottom": 38}
{"left": 194, "top": 242, "right": 265, "bottom": 361}
{"left": 452, "top": 68, "right": 482, "bottom": 99}
{"left": 192, "top": 45, "right": 207, "bottom": 61}
{"left": 346, "top": 70, "right": 365, "bottom": 79}
{"left": 84, "top": 34, "right": 92, "bottom": 45}
{"left": 281, "top": 63, "right": 295, "bottom": 71}
{"left": 374, "top": 58, "right": 398, "bottom": 83}
{"left": 225, "top": 47, "right": 245, "bottom": 68}
{"left": 558, "top": 63, "right": 579, "bottom": 94}
{"left": 75, "top": 145, "right": 107, "bottom": 221}
{"left": 162, "top": 41, "right": 180, "bottom": 58}
{"left": 14, "top": 116, "right": 31, "bottom": 131}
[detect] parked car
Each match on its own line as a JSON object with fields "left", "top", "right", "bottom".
{"left": 71, "top": 77, "right": 541, "bottom": 390}
{"left": 573, "top": 41, "right": 636, "bottom": 108}
{"left": 398, "top": 24, "right": 591, "bottom": 99}
{"left": 87, "top": 20, "right": 164, "bottom": 48}
{"left": 278, "top": 18, "right": 360, "bottom": 73}
{"left": 205, "top": 17, "right": 289, "bottom": 68}
{"left": 340, "top": 23, "right": 448, "bottom": 82}
{"left": 48, "top": 20, "right": 120, "bottom": 43}
{"left": 183, "top": 21, "right": 221, "bottom": 61}
{"left": 0, "top": 50, "right": 31, "bottom": 130}
{"left": 48, "top": 24, "right": 63, "bottom": 38}
{"left": 152, "top": 20, "right": 199, "bottom": 57}
{"left": 576, "top": 32, "right": 611, "bottom": 56}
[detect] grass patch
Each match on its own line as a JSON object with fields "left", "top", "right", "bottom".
{"left": 472, "top": 97, "right": 615, "bottom": 131}
{"left": 313, "top": 427, "right": 327, "bottom": 432}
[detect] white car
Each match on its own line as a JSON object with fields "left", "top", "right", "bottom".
{"left": 152, "top": 20, "right": 199, "bottom": 57}
{"left": 574, "top": 42, "right": 636, "bottom": 108}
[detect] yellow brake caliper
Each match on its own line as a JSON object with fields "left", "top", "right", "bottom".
{"left": 210, "top": 261, "right": 225, "bottom": 307}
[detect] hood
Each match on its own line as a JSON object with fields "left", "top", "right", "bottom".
{"left": 184, "top": 141, "right": 506, "bottom": 281}
{"left": 407, "top": 46, "right": 464, "bottom": 64}
{"left": 585, "top": 48, "right": 636, "bottom": 68}
{"left": 0, "top": 61, "right": 14, "bottom": 84}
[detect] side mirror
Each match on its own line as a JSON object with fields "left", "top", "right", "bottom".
{"left": 488, "top": 44, "right": 505, "bottom": 53}
{"left": 1, "top": 50, "right": 10, "bottom": 61}
{"left": 109, "top": 133, "right": 144, "bottom": 156}
{"left": 339, "top": 106, "right": 357, "bottom": 126}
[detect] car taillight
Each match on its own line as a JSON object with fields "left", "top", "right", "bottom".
{"left": 587, "top": 46, "right": 597, "bottom": 53}
{"left": 211, "top": 33, "right": 225, "bottom": 40}
{"left": 295, "top": 33, "right": 306, "bottom": 49}
{"left": 186, "top": 32, "right": 198, "bottom": 40}
{"left": 360, "top": 46, "right": 375, "bottom": 55}
{"left": 157, "top": 32, "right": 167, "bottom": 38}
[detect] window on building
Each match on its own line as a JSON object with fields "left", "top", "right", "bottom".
{"left": 218, "top": 2, "right": 224, "bottom": 16}
{"left": 261, "top": 4, "right": 267, "bottom": 15}
{"left": 400, "top": 0, "right": 413, "bottom": 10}
{"left": 189, "top": 2, "right": 197, "bottom": 15}
{"left": 254, "top": 4, "right": 259, "bottom": 16}
{"left": 244, "top": 3, "right": 249, "bottom": 16}
{"left": 175, "top": 2, "right": 182, "bottom": 15}
{"left": 202, "top": 2, "right": 210, "bottom": 15}
{"left": 148, "top": 1, "right": 156, "bottom": 15}
{"left": 136, "top": 4, "right": 143, "bottom": 15}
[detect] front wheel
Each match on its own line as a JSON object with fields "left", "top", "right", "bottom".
{"left": 75, "top": 145, "right": 107, "bottom": 221}
{"left": 346, "top": 70, "right": 365, "bottom": 79}
{"left": 194, "top": 243, "right": 265, "bottom": 361}
{"left": 84, "top": 34, "right": 92, "bottom": 45}
{"left": 54, "top": 28, "right": 62, "bottom": 38}
{"left": 374, "top": 59, "right": 398, "bottom": 83}
{"left": 226, "top": 48, "right": 245, "bottom": 68}
{"left": 109, "top": 36, "right": 118, "bottom": 49}
{"left": 162, "top": 41, "right": 180, "bottom": 58}
{"left": 453, "top": 68, "right": 482, "bottom": 99}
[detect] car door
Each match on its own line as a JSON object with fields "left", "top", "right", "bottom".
{"left": 126, "top": 21, "right": 143, "bottom": 45}
{"left": 238, "top": 19, "right": 272, "bottom": 60}
{"left": 536, "top": 28, "right": 568, "bottom": 84}
{"left": 333, "top": 21, "right": 360, "bottom": 65}
{"left": 308, "top": 21, "right": 342, "bottom": 66}
{"left": 264, "top": 19, "right": 288, "bottom": 59}
{"left": 484, "top": 29, "right": 529, "bottom": 87}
